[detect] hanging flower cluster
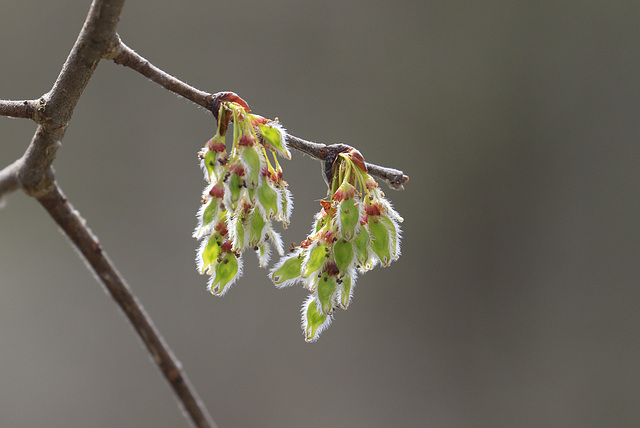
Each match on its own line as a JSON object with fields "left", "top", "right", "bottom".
{"left": 270, "top": 146, "right": 403, "bottom": 342}
{"left": 194, "top": 94, "right": 292, "bottom": 295}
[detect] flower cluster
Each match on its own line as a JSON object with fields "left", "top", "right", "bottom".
{"left": 194, "top": 96, "right": 292, "bottom": 295}
{"left": 270, "top": 147, "right": 403, "bottom": 342}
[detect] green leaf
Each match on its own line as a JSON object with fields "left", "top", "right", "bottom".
{"left": 380, "top": 215, "right": 399, "bottom": 259}
{"left": 249, "top": 211, "right": 266, "bottom": 245}
{"left": 333, "top": 239, "right": 353, "bottom": 273}
{"left": 317, "top": 274, "right": 337, "bottom": 314}
{"left": 204, "top": 149, "right": 217, "bottom": 181}
{"left": 272, "top": 255, "right": 303, "bottom": 285}
{"left": 259, "top": 124, "right": 290, "bottom": 159}
{"left": 340, "top": 275, "right": 352, "bottom": 309}
{"left": 354, "top": 226, "right": 370, "bottom": 266}
{"left": 369, "top": 217, "right": 391, "bottom": 266}
{"left": 257, "top": 179, "right": 278, "bottom": 218}
{"left": 233, "top": 215, "right": 245, "bottom": 250}
{"left": 241, "top": 147, "right": 261, "bottom": 187}
{"left": 339, "top": 198, "right": 359, "bottom": 240}
{"left": 201, "top": 234, "right": 222, "bottom": 272}
{"left": 211, "top": 253, "right": 239, "bottom": 295}
{"left": 201, "top": 200, "right": 217, "bottom": 227}
{"left": 303, "top": 244, "right": 327, "bottom": 278}
{"left": 304, "top": 298, "right": 328, "bottom": 342}
{"left": 229, "top": 173, "right": 242, "bottom": 203}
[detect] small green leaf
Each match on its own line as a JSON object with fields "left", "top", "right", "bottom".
{"left": 354, "top": 226, "right": 370, "bottom": 266}
{"left": 233, "top": 215, "right": 245, "bottom": 250}
{"left": 369, "top": 217, "right": 391, "bottom": 266}
{"left": 257, "top": 179, "right": 278, "bottom": 218}
{"left": 201, "top": 200, "right": 217, "bottom": 227}
{"left": 333, "top": 239, "right": 353, "bottom": 273}
{"left": 241, "top": 147, "right": 261, "bottom": 187}
{"left": 380, "top": 215, "right": 399, "bottom": 259}
{"left": 340, "top": 275, "right": 352, "bottom": 309}
{"left": 204, "top": 150, "right": 217, "bottom": 181}
{"left": 211, "top": 253, "right": 238, "bottom": 295}
{"left": 259, "top": 124, "right": 291, "bottom": 159}
{"left": 229, "top": 173, "right": 242, "bottom": 202}
{"left": 303, "top": 244, "right": 327, "bottom": 278}
{"left": 317, "top": 274, "right": 337, "bottom": 314}
{"left": 339, "top": 198, "right": 359, "bottom": 240}
{"left": 272, "top": 256, "right": 303, "bottom": 284}
{"left": 249, "top": 211, "right": 266, "bottom": 245}
{"left": 201, "top": 234, "right": 222, "bottom": 273}
{"left": 304, "top": 298, "right": 328, "bottom": 342}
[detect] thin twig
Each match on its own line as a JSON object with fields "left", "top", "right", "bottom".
{"left": 0, "top": 99, "right": 38, "bottom": 120}
{"left": 37, "top": 184, "right": 217, "bottom": 428}
{"left": 108, "top": 36, "right": 409, "bottom": 190}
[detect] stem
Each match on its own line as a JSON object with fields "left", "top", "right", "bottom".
{"left": 37, "top": 184, "right": 217, "bottom": 428}
{"left": 0, "top": 99, "right": 38, "bottom": 120}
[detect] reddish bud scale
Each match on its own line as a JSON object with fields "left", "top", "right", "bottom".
{"left": 325, "top": 261, "right": 340, "bottom": 277}
{"left": 214, "top": 221, "right": 228, "bottom": 236}
{"left": 207, "top": 140, "right": 226, "bottom": 152}
{"left": 300, "top": 240, "right": 312, "bottom": 248}
{"left": 229, "top": 163, "right": 245, "bottom": 176}
{"left": 260, "top": 166, "right": 270, "bottom": 177}
{"left": 365, "top": 179, "right": 378, "bottom": 190}
{"left": 238, "top": 134, "right": 256, "bottom": 146}
{"left": 251, "top": 115, "right": 269, "bottom": 126}
{"left": 221, "top": 241, "right": 234, "bottom": 253}
{"left": 209, "top": 185, "right": 225, "bottom": 198}
{"left": 365, "top": 204, "right": 382, "bottom": 216}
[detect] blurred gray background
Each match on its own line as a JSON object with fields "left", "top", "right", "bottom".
{"left": 1, "top": 1, "right": 639, "bottom": 427}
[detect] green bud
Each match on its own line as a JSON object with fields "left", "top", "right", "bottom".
{"left": 229, "top": 173, "right": 242, "bottom": 202}
{"left": 272, "top": 255, "right": 303, "bottom": 285}
{"left": 317, "top": 274, "right": 337, "bottom": 314}
{"left": 241, "top": 147, "right": 261, "bottom": 187}
{"left": 340, "top": 275, "right": 352, "bottom": 309}
{"left": 257, "top": 179, "right": 278, "bottom": 218}
{"left": 204, "top": 149, "right": 217, "bottom": 181}
{"left": 333, "top": 239, "right": 353, "bottom": 273}
{"left": 210, "top": 253, "right": 239, "bottom": 295}
{"left": 259, "top": 123, "right": 291, "bottom": 159}
{"left": 201, "top": 199, "right": 218, "bottom": 228}
{"left": 339, "top": 198, "right": 359, "bottom": 240}
{"left": 249, "top": 211, "right": 266, "bottom": 245}
{"left": 201, "top": 234, "right": 222, "bottom": 273}
{"left": 354, "top": 226, "right": 370, "bottom": 267}
{"left": 303, "top": 244, "right": 327, "bottom": 278}
{"left": 303, "top": 297, "right": 328, "bottom": 342}
{"left": 369, "top": 217, "right": 391, "bottom": 266}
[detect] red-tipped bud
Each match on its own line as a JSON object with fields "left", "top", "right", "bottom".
{"left": 207, "top": 139, "right": 226, "bottom": 152}
{"left": 365, "top": 204, "right": 382, "bottom": 216}
{"left": 209, "top": 185, "right": 225, "bottom": 198}
{"left": 238, "top": 134, "right": 257, "bottom": 146}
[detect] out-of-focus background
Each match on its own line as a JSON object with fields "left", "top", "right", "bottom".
{"left": 1, "top": 1, "right": 639, "bottom": 427}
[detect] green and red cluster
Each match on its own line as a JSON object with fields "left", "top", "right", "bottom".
{"left": 270, "top": 147, "right": 403, "bottom": 342}
{"left": 194, "top": 96, "right": 292, "bottom": 295}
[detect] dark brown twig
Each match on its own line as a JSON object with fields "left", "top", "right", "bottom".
{"left": 37, "top": 184, "right": 217, "bottom": 428}
{"left": 107, "top": 36, "right": 409, "bottom": 190}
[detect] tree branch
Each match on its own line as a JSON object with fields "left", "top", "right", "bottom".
{"left": 37, "top": 184, "right": 217, "bottom": 428}
{"left": 2, "top": 2, "right": 219, "bottom": 427}
{"left": 0, "top": 99, "right": 38, "bottom": 120}
{"left": 18, "top": 0, "right": 126, "bottom": 197}
{"left": 108, "top": 36, "right": 409, "bottom": 190}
